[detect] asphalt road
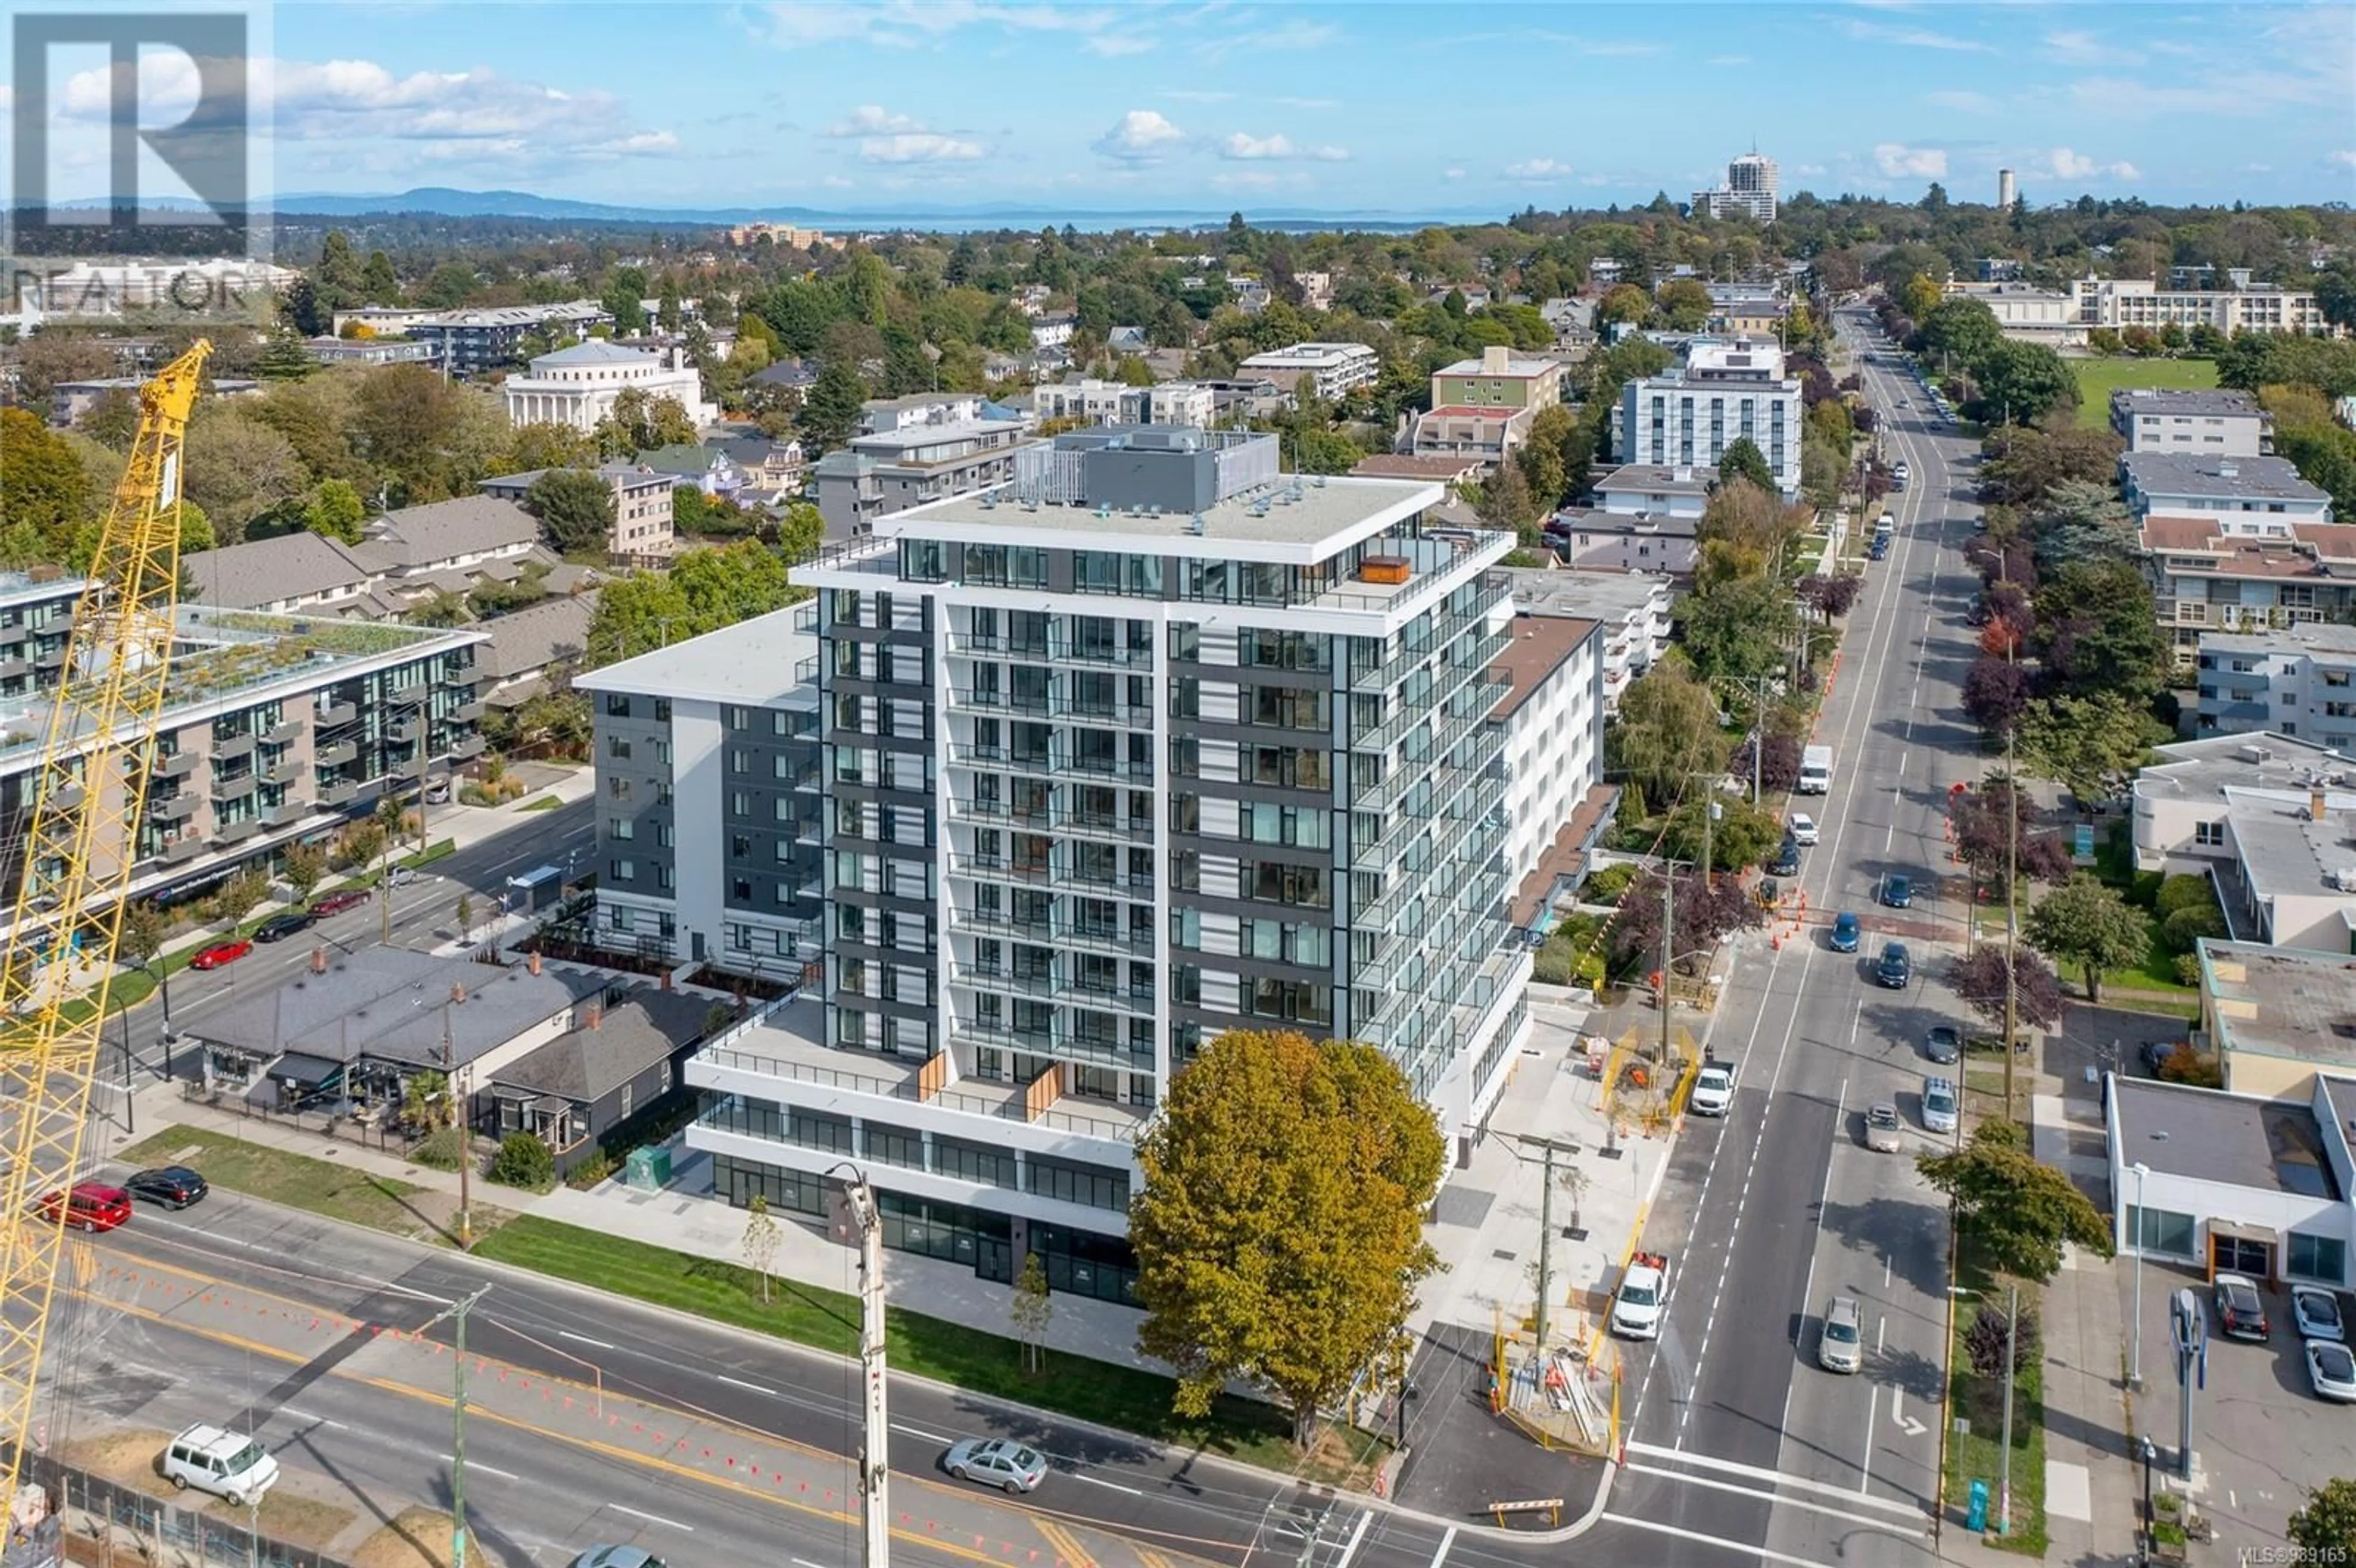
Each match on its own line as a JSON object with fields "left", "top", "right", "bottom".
{"left": 119, "top": 797, "right": 595, "bottom": 1082}
{"left": 1595, "top": 312, "right": 1985, "bottom": 1568}
{"left": 60, "top": 1183, "right": 1517, "bottom": 1568}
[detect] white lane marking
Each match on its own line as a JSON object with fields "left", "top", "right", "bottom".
{"left": 1330, "top": 1507, "right": 1376, "bottom": 1568}
{"left": 1876, "top": 1313, "right": 1886, "bottom": 1356}
{"left": 1072, "top": 1472, "right": 1142, "bottom": 1496}
{"left": 611, "top": 1504, "right": 694, "bottom": 1532}
{"left": 715, "top": 1374, "right": 777, "bottom": 1396}
{"left": 282, "top": 1409, "right": 347, "bottom": 1430}
{"left": 1618, "top": 1463, "right": 1923, "bottom": 1538}
{"left": 1426, "top": 1526, "right": 1457, "bottom": 1568}
{"left": 1884, "top": 1255, "right": 1893, "bottom": 1289}
{"left": 1891, "top": 1386, "right": 1927, "bottom": 1438}
{"left": 1599, "top": 1510, "right": 1848, "bottom": 1567}
{"left": 557, "top": 1330, "right": 615, "bottom": 1350}
{"left": 1623, "top": 1440, "right": 1930, "bottom": 1520}
{"left": 1895, "top": 751, "right": 1906, "bottom": 777}
{"left": 1860, "top": 1374, "right": 1877, "bottom": 1496}
{"left": 890, "top": 1421, "right": 953, "bottom": 1443}
{"left": 442, "top": 1453, "right": 519, "bottom": 1483}
{"left": 794, "top": 1559, "right": 832, "bottom": 1568}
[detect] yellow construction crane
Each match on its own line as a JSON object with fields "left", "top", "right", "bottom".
{"left": 0, "top": 340, "right": 210, "bottom": 1497}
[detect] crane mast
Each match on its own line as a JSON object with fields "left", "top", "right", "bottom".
{"left": 0, "top": 340, "right": 210, "bottom": 1494}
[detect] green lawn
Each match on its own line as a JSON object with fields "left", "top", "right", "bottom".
{"left": 118, "top": 1124, "right": 452, "bottom": 1239}
{"left": 2095, "top": 913, "right": 2196, "bottom": 998}
{"left": 516, "top": 795, "right": 563, "bottom": 812}
{"left": 1942, "top": 1253, "right": 2049, "bottom": 1555}
{"left": 472, "top": 1214, "right": 1328, "bottom": 1475}
{"left": 2070, "top": 358, "right": 2219, "bottom": 429}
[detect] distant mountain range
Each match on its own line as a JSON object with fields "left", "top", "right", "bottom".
{"left": 261, "top": 186, "right": 1492, "bottom": 229}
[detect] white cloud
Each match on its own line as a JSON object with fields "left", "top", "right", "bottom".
{"left": 1275, "top": 96, "right": 1339, "bottom": 109}
{"left": 1196, "top": 18, "right": 1335, "bottom": 62}
{"left": 1091, "top": 109, "right": 1187, "bottom": 164}
{"left": 857, "top": 132, "right": 984, "bottom": 164}
{"left": 749, "top": 2, "right": 1129, "bottom": 50}
{"left": 1841, "top": 17, "right": 1993, "bottom": 52}
{"left": 1706, "top": 54, "right": 1750, "bottom": 66}
{"left": 1084, "top": 34, "right": 1156, "bottom": 56}
{"left": 826, "top": 104, "right": 920, "bottom": 137}
{"left": 1873, "top": 142, "right": 1948, "bottom": 179}
{"left": 1218, "top": 132, "right": 1350, "bottom": 162}
{"left": 1160, "top": 88, "right": 1234, "bottom": 102}
{"left": 2330, "top": 150, "right": 2356, "bottom": 169}
{"left": 1503, "top": 158, "right": 1574, "bottom": 182}
{"left": 1927, "top": 89, "right": 1998, "bottom": 113}
{"left": 2042, "top": 29, "right": 2133, "bottom": 65}
{"left": 822, "top": 174, "right": 855, "bottom": 188}
{"left": 1443, "top": 167, "right": 1466, "bottom": 181}
{"left": 2044, "top": 146, "right": 2139, "bottom": 182}
{"left": 1793, "top": 163, "right": 1828, "bottom": 176}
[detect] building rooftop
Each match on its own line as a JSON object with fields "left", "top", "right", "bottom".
{"left": 1595, "top": 464, "right": 1716, "bottom": 496}
{"left": 2201, "top": 939, "right": 2356, "bottom": 1070}
{"left": 183, "top": 532, "right": 372, "bottom": 612}
{"left": 2200, "top": 622, "right": 2356, "bottom": 660}
{"left": 528, "top": 339, "right": 663, "bottom": 369}
{"left": 2222, "top": 790, "right": 2356, "bottom": 914}
{"left": 1435, "top": 353, "right": 1560, "bottom": 379}
{"left": 849, "top": 418, "right": 1032, "bottom": 458}
{"left": 188, "top": 946, "right": 610, "bottom": 1072}
{"left": 2122, "top": 452, "right": 2331, "bottom": 505}
{"left": 1351, "top": 455, "right": 1485, "bottom": 482}
{"left": 576, "top": 602, "right": 820, "bottom": 709}
{"left": 2135, "top": 735, "right": 2356, "bottom": 815}
{"left": 2110, "top": 388, "right": 2266, "bottom": 421}
{"left": 479, "top": 461, "right": 676, "bottom": 496}
{"left": 350, "top": 497, "right": 543, "bottom": 572}
{"left": 1499, "top": 566, "right": 1673, "bottom": 623}
{"left": 1492, "top": 615, "right": 1598, "bottom": 722}
{"left": 475, "top": 593, "right": 599, "bottom": 685}
{"left": 2111, "top": 1075, "right": 2340, "bottom": 1199}
{"left": 491, "top": 984, "right": 714, "bottom": 1103}
{"left": 1238, "top": 341, "right": 1376, "bottom": 364}
{"left": 0, "top": 570, "right": 80, "bottom": 610}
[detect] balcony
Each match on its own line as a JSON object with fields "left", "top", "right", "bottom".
{"left": 261, "top": 798, "right": 309, "bottom": 828}
{"left": 389, "top": 718, "right": 422, "bottom": 744}
{"left": 315, "top": 699, "right": 357, "bottom": 728}
{"left": 34, "top": 645, "right": 67, "bottom": 671}
{"left": 263, "top": 756, "right": 303, "bottom": 786}
{"left": 450, "top": 734, "right": 487, "bottom": 759}
{"left": 160, "top": 834, "right": 205, "bottom": 864}
{"left": 148, "top": 792, "right": 196, "bottom": 824}
{"left": 211, "top": 818, "right": 261, "bottom": 845}
{"left": 320, "top": 778, "right": 359, "bottom": 806}
{"left": 210, "top": 773, "right": 256, "bottom": 803}
{"left": 211, "top": 733, "right": 256, "bottom": 762}
{"left": 454, "top": 698, "right": 487, "bottom": 723}
{"left": 388, "top": 679, "right": 426, "bottom": 706}
{"left": 155, "top": 750, "right": 198, "bottom": 778}
{"left": 264, "top": 718, "right": 304, "bottom": 746}
{"left": 315, "top": 739, "right": 357, "bottom": 767}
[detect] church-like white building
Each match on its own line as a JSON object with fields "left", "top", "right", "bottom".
{"left": 500, "top": 340, "right": 716, "bottom": 434}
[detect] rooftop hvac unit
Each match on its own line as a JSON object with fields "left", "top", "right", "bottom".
{"left": 2236, "top": 744, "right": 2274, "bottom": 764}
{"left": 1188, "top": 514, "right": 1207, "bottom": 535}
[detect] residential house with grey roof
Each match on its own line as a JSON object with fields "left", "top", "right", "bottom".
{"left": 182, "top": 532, "right": 391, "bottom": 618}
{"left": 485, "top": 983, "right": 717, "bottom": 1177}
{"left": 474, "top": 591, "right": 598, "bottom": 712}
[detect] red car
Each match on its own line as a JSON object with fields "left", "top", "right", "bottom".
{"left": 187, "top": 939, "right": 252, "bottom": 970}
{"left": 309, "top": 889, "right": 371, "bottom": 917}
{"left": 39, "top": 1183, "right": 131, "bottom": 1232}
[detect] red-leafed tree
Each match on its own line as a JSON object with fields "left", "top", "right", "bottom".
{"left": 1961, "top": 656, "right": 2032, "bottom": 739}
{"left": 1798, "top": 572, "right": 1864, "bottom": 623}
{"left": 1727, "top": 730, "right": 1803, "bottom": 794}
{"left": 1609, "top": 870, "right": 1769, "bottom": 976}
{"left": 1952, "top": 777, "right": 2074, "bottom": 894}
{"left": 1947, "top": 945, "right": 2068, "bottom": 1031}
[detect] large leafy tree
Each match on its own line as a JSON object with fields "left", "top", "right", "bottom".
{"left": 183, "top": 404, "right": 306, "bottom": 543}
{"left": 2033, "top": 558, "right": 2166, "bottom": 703}
{"left": 1608, "top": 869, "right": 1767, "bottom": 973}
{"left": 2288, "top": 1479, "right": 2356, "bottom": 1559}
{"left": 1919, "top": 297, "right": 2003, "bottom": 369}
{"left": 2025, "top": 875, "right": 2152, "bottom": 1004}
{"left": 1947, "top": 946, "right": 2068, "bottom": 1032}
{"left": 1714, "top": 436, "right": 1775, "bottom": 497}
{"left": 1131, "top": 1030, "right": 1446, "bottom": 1446}
{"left": 1951, "top": 777, "right": 2074, "bottom": 895}
{"left": 1607, "top": 657, "right": 1725, "bottom": 807}
{"left": 1680, "top": 574, "right": 1797, "bottom": 685}
{"left": 2026, "top": 480, "right": 2133, "bottom": 572}
{"left": 302, "top": 478, "right": 367, "bottom": 544}
{"left": 525, "top": 469, "right": 618, "bottom": 554}
{"left": 1918, "top": 1120, "right": 2112, "bottom": 1283}
{"left": 2019, "top": 692, "right": 2155, "bottom": 809}
{"left": 1972, "top": 340, "right": 2078, "bottom": 427}
{"left": 799, "top": 360, "right": 868, "bottom": 455}
{"left": 0, "top": 409, "right": 97, "bottom": 561}
{"left": 1978, "top": 426, "right": 2122, "bottom": 509}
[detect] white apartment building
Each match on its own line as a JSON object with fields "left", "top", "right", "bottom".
{"left": 1236, "top": 341, "right": 1381, "bottom": 402}
{"left": 1033, "top": 379, "right": 1214, "bottom": 429}
{"left": 1492, "top": 615, "right": 1604, "bottom": 888}
{"left": 1499, "top": 567, "right": 1672, "bottom": 715}
{"left": 1691, "top": 152, "right": 1779, "bottom": 224}
{"left": 2121, "top": 453, "right": 2334, "bottom": 526}
{"left": 686, "top": 425, "right": 1532, "bottom": 1302}
{"left": 2111, "top": 389, "right": 2272, "bottom": 456}
{"left": 2075, "top": 277, "right": 2339, "bottom": 338}
{"left": 1619, "top": 337, "right": 1803, "bottom": 499}
{"left": 499, "top": 340, "right": 716, "bottom": 433}
{"left": 577, "top": 609, "right": 825, "bottom": 972}
{"left": 2194, "top": 626, "right": 2356, "bottom": 750}
{"left": 2144, "top": 519, "right": 2356, "bottom": 665}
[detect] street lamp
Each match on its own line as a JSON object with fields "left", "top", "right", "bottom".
{"left": 1949, "top": 1283, "right": 2022, "bottom": 1537}
{"left": 106, "top": 983, "right": 136, "bottom": 1136}
{"left": 2129, "top": 1161, "right": 2151, "bottom": 1391}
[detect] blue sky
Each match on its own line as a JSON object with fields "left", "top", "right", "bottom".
{"left": 62, "top": 2, "right": 2356, "bottom": 213}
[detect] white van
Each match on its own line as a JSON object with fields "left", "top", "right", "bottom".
{"left": 163, "top": 1424, "right": 279, "bottom": 1505}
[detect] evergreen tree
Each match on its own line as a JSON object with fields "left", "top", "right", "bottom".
{"left": 799, "top": 361, "right": 868, "bottom": 455}
{"left": 253, "top": 329, "right": 318, "bottom": 383}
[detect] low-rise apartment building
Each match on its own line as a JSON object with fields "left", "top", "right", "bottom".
{"left": 0, "top": 571, "right": 82, "bottom": 704}
{"left": 1033, "top": 379, "right": 1215, "bottom": 429}
{"left": 0, "top": 610, "right": 485, "bottom": 934}
{"left": 480, "top": 463, "right": 679, "bottom": 564}
{"left": 2111, "top": 388, "right": 2272, "bottom": 456}
{"left": 1235, "top": 341, "right": 1380, "bottom": 402}
{"left": 1492, "top": 614, "right": 1604, "bottom": 887}
{"left": 2122, "top": 452, "right": 2333, "bottom": 526}
{"left": 1411, "top": 347, "right": 1568, "bottom": 466}
{"left": 811, "top": 394, "right": 1041, "bottom": 536}
{"left": 576, "top": 606, "right": 826, "bottom": 974}
{"left": 1619, "top": 337, "right": 1802, "bottom": 499}
{"left": 397, "top": 301, "right": 614, "bottom": 376}
{"left": 52, "top": 376, "right": 258, "bottom": 427}
{"left": 1498, "top": 567, "right": 1673, "bottom": 714}
{"left": 2194, "top": 626, "right": 2356, "bottom": 749}
{"left": 687, "top": 424, "right": 1531, "bottom": 1302}
{"left": 185, "top": 498, "right": 557, "bottom": 618}
{"left": 2145, "top": 518, "right": 2356, "bottom": 665}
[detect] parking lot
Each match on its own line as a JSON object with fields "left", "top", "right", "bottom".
{"left": 2125, "top": 1258, "right": 2347, "bottom": 1549}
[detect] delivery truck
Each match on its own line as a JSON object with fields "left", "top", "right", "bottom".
{"left": 1798, "top": 745, "right": 1834, "bottom": 794}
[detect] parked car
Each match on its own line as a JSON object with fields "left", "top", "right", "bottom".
{"left": 187, "top": 939, "right": 251, "bottom": 971}
{"left": 568, "top": 1552, "right": 666, "bottom": 1568}
{"left": 1771, "top": 837, "right": 1801, "bottom": 877}
{"left": 162, "top": 1424, "right": 279, "bottom": 1507}
{"left": 1920, "top": 1075, "right": 1959, "bottom": 1135}
{"left": 942, "top": 1437, "right": 1048, "bottom": 1494}
{"left": 1876, "top": 942, "right": 1912, "bottom": 989}
{"left": 1689, "top": 1059, "right": 1736, "bottom": 1117}
{"left": 1819, "top": 1296, "right": 1865, "bottom": 1374}
{"left": 387, "top": 866, "right": 420, "bottom": 888}
{"left": 125, "top": 1166, "right": 209, "bottom": 1209}
{"left": 38, "top": 1182, "right": 130, "bottom": 1232}
{"left": 310, "top": 888, "right": 371, "bottom": 917}
{"left": 2141, "top": 1040, "right": 2184, "bottom": 1076}
{"left": 1830, "top": 912, "right": 1861, "bottom": 953}
{"left": 2307, "top": 1340, "right": 2356, "bottom": 1403}
{"left": 252, "top": 910, "right": 316, "bottom": 943}
{"left": 1788, "top": 813, "right": 1819, "bottom": 847}
{"left": 1882, "top": 874, "right": 1914, "bottom": 909}
{"left": 1863, "top": 1104, "right": 1904, "bottom": 1153}
{"left": 2292, "top": 1285, "right": 2346, "bottom": 1344}
{"left": 1925, "top": 1024, "right": 1962, "bottom": 1064}
{"left": 2214, "top": 1273, "right": 2269, "bottom": 1341}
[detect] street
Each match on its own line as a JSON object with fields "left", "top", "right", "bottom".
{"left": 1598, "top": 311, "right": 1985, "bottom": 1567}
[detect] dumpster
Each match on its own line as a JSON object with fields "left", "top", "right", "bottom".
{"left": 625, "top": 1145, "right": 672, "bottom": 1191}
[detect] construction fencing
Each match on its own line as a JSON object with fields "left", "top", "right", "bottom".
{"left": 3, "top": 1446, "right": 346, "bottom": 1568}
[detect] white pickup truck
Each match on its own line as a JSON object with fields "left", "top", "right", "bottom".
{"left": 1612, "top": 1251, "right": 1670, "bottom": 1340}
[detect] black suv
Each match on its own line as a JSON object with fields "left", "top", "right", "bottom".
{"left": 253, "top": 909, "right": 318, "bottom": 943}
{"left": 125, "top": 1166, "right": 209, "bottom": 1209}
{"left": 1771, "top": 836, "right": 1801, "bottom": 877}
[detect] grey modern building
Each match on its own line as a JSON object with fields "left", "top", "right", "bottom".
{"left": 685, "top": 425, "right": 1533, "bottom": 1303}
{"left": 810, "top": 394, "right": 1039, "bottom": 537}
{"left": 576, "top": 605, "right": 825, "bottom": 974}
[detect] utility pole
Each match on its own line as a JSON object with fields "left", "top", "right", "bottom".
{"left": 1996, "top": 1282, "right": 2019, "bottom": 1536}
{"left": 839, "top": 1167, "right": 890, "bottom": 1568}
{"left": 1657, "top": 866, "right": 1674, "bottom": 1063}
{"left": 1494, "top": 1132, "right": 1584, "bottom": 1347}
{"left": 444, "top": 998, "right": 473, "bottom": 1251}
{"left": 426, "top": 1284, "right": 493, "bottom": 1568}
{"left": 2001, "top": 559, "right": 2021, "bottom": 1123}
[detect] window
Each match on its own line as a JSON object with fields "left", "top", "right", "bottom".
{"left": 865, "top": 1124, "right": 926, "bottom": 1170}
{"left": 2195, "top": 821, "right": 2225, "bottom": 847}
{"left": 2290, "top": 1231, "right": 2347, "bottom": 1285}
{"left": 606, "top": 736, "right": 633, "bottom": 760}
{"left": 936, "top": 1137, "right": 1014, "bottom": 1188}
{"left": 609, "top": 817, "right": 634, "bottom": 841}
{"left": 1025, "top": 1155, "right": 1130, "bottom": 1213}
{"left": 610, "top": 858, "right": 636, "bottom": 883}
{"left": 605, "top": 694, "right": 633, "bottom": 718}
{"left": 2125, "top": 1204, "right": 2196, "bottom": 1258}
